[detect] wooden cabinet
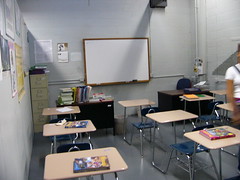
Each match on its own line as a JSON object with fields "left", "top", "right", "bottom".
{"left": 30, "top": 74, "right": 49, "bottom": 132}
{"left": 74, "top": 100, "right": 115, "bottom": 135}
{"left": 158, "top": 90, "right": 212, "bottom": 115}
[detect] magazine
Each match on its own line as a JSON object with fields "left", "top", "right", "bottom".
{"left": 65, "top": 121, "right": 88, "bottom": 128}
{"left": 199, "top": 128, "right": 236, "bottom": 140}
{"left": 73, "top": 155, "right": 110, "bottom": 173}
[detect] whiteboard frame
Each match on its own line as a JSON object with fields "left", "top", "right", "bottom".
{"left": 83, "top": 38, "right": 150, "bottom": 86}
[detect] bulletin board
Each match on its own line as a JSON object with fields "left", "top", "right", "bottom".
{"left": 83, "top": 38, "right": 150, "bottom": 86}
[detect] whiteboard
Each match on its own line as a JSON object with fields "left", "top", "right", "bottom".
{"left": 83, "top": 38, "right": 150, "bottom": 86}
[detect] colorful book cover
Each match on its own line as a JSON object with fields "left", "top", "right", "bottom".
{"left": 183, "top": 94, "right": 199, "bottom": 99}
{"left": 199, "top": 128, "right": 235, "bottom": 140}
{"left": 65, "top": 121, "right": 88, "bottom": 128}
{"left": 73, "top": 155, "right": 110, "bottom": 173}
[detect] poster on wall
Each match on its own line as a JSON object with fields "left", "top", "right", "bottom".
{"left": 4, "top": 0, "right": 15, "bottom": 39}
{"left": 14, "top": 2, "right": 21, "bottom": 37}
{"left": 15, "top": 43, "right": 25, "bottom": 101}
{"left": 57, "top": 43, "right": 69, "bottom": 63}
{"left": 0, "top": 36, "right": 10, "bottom": 71}
{"left": 9, "top": 41, "right": 17, "bottom": 97}
{"left": 34, "top": 40, "right": 53, "bottom": 63}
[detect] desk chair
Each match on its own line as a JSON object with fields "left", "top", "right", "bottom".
{"left": 197, "top": 101, "right": 224, "bottom": 125}
{"left": 176, "top": 78, "right": 191, "bottom": 90}
{"left": 164, "top": 125, "right": 218, "bottom": 180}
{"left": 49, "top": 118, "right": 77, "bottom": 154}
{"left": 130, "top": 107, "right": 160, "bottom": 157}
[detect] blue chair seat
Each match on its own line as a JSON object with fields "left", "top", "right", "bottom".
{"left": 170, "top": 141, "right": 209, "bottom": 156}
{"left": 198, "top": 114, "right": 220, "bottom": 121}
{"left": 132, "top": 122, "right": 155, "bottom": 129}
{"left": 50, "top": 134, "right": 76, "bottom": 142}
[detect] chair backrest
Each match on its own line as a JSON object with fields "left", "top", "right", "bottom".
{"left": 57, "top": 142, "right": 92, "bottom": 153}
{"left": 176, "top": 78, "right": 191, "bottom": 90}
{"left": 207, "top": 101, "right": 224, "bottom": 111}
{"left": 141, "top": 107, "right": 160, "bottom": 117}
{"left": 192, "top": 124, "right": 214, "bottom": 132}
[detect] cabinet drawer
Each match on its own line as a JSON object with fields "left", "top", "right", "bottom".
{"left": 31, "top": 88, "right": 48, "bottom": 100}
{"left": 32, "top": 100, "right": 49, "bottom": 113}
{"left": 30, "top": 74, "right": 48, "bottom": 88}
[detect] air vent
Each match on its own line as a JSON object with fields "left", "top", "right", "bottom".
{"left": 150, "top": 0, "right": 167, "bottom": 8}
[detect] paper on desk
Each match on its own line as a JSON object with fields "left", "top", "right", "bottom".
{"left": 56, "top": 107, "right": 73, "bottom": 112}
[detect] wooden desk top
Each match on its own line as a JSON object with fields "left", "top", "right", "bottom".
{"left": 217, "top": 103, "right": 233, "bottom": 112}
{"left": 146, "top": 110, "right": 198, "bottom": 123}
{"left": 180, "top": 94, "right": 215, "bottom": 102}
{"left": 184, "top": 126, "right": 240, "bottom": 149}
{"left": 42, "top": 106, "right": 80, "bottom": 116}
{"left": 43, "top": 120, "right": 96, "bottom": 136}
{"left": 118, "top": 99, "right": 155, "bottom": 108}
{"left": 210, "top": 89, "right": 226, "bottom": 96}
{"left": 44, "top": 147, "right": 128, "bottom": 180}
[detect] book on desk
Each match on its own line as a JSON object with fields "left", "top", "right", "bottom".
{"left": 73, "top": 155, "right": 110, "bottom": 173}
{"left": 183, "top": 94, "right": 199, "bottom": 99}
{"left": 199, "top": 127, "right": 236, "bottom": 140}
{"left": 65, "top": 121, "right": 88, "bottom": 128}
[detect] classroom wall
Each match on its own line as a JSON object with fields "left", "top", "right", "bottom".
{"left": 197, "top": 0, "right": 240, "bottom": 91}
{"left": 18, "top": 0, "right": 196, "bottom": 116}
{"left": 0, "top": 0, "right": 33, "bottom": 180}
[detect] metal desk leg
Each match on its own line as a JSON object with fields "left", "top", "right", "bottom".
{"left": 123, "top": 107, "right": 131, "bottom": 145}
{"left": 198, "top": 101, "right": 201, "bottom": 116}
{"left": 191, "top": 142, "right": 197, "bottom": 180}
{"left": 183, "top": 100, "right": 187, "bottom": 132}
{"left": 53, "top": 135, "right": 57, "bottom": 153}
{"left": 218, "top": 149, "right": 222, "bottom": 180}
{"left": 114, "top": 172, "right": 119, "bottom": 180}
{"left": 152, "top": 121, "right": 167, "bottom": 173}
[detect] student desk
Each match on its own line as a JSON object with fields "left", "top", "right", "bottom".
{"left": 118, "top": 99, "right": 155, "bottom": 144}
{"left": 44, "top": 147, "right": 128, "bottom": 180}
{"left": 180, "top": 94, "right": 215, "bottom": 116}
{"left": 146, "top": 110, "right": 198, "bottom": 172}
{"left": 210, "top": 89, "right": 226, "bottom": 96}
{"left": 217, "top": 103, "right": 233, "bottom": 123}
{"left": 184, "top": 126, "right": 240, "bottom": 180}
{"left": 43, "top": 120, "right": 96, "bottom": 153}
{"left": 210, "top": 89, "right": 227, "bottom": 102}
{"left": 42, "top": 106, "right": 80, "bottom": 119}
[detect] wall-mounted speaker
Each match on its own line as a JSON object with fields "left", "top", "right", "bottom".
{"left": 150, "top": 0, "right": 167, "bottom": 8}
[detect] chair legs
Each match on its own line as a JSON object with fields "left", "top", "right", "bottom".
{"left": 165, "top": 150, "right": 219, "bottom": 180}
{"left": 130, "top": 126, "right": 153, "bottom": 157}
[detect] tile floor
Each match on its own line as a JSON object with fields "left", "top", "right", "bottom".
{"left": 28, "top": 116, "right": 240, "bottom": 180}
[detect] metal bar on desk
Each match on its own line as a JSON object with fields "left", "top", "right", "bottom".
{"left": 123, "top": 107, "right": 131, "bottom": 145}
{"left": 151, "top": 121, "right": 166, "bottom": 173}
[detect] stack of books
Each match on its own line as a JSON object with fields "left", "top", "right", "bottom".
{"left": 58, "top": 88, "right": 74, "bottom": 105}
{"left": 199, "top": 127, "right": 235, "bottom": 140}
{"left": 29, "top": 64, "right": 48, "bottom": 74}
{"left": 75, "top": 86, "right": 92, "bottom": 103}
